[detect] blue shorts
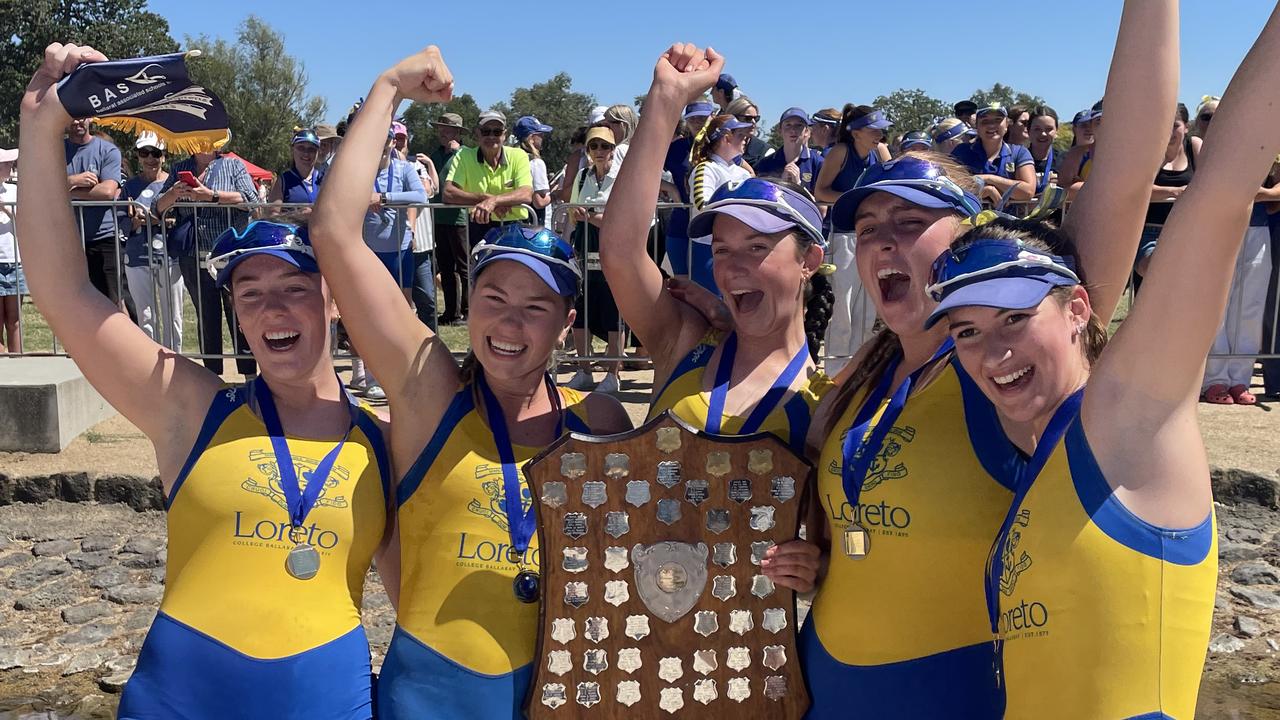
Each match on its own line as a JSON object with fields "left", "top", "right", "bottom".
{"left": 375, "top": 250, "right": 414, "bottom": 289}
{"left": 0, "top": 262, "right": 26, "bottom": 296}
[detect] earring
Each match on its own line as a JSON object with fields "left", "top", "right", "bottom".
{"left": 1075, "top": 321, "right": 1086, "bottom": 336}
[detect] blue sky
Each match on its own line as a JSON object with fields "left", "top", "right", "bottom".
{"left": 148, "top": 0, "right": 1273, "bottom": 129}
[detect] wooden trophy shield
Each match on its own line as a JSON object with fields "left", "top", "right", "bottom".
{"left": 523, "top": 411, "right": 812, "bottom": 718}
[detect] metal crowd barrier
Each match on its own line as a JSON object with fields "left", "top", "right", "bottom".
{"left": 4, "top": 197, "right": 1279, "bottom": 375}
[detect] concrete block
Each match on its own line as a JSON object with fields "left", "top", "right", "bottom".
{"left": 0, "top": 358, "right": 118, "bottom": 453}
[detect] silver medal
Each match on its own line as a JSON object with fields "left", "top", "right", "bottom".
{"left": 762, "top": 607, "right": 788, "bottom": 634}
{"left": 705, "top": 451, "right": 731, "bottom": 477}
{"left": 771, "top": 476, "right": 796, "bottom": 503}
{"left": 541, "top": 683, "right": 567, "bottom": 709}
{"left": 625, "top": 479, "right": 651, "bottom": 507}
{"left": 728, "top": 478, "right": 753, "bottom": 503}
{"left": 656, "top": 498, "right": 682, "bottom": 525}
{"left": 751, "top": 574, "right": 776, "bottom": 599}
{"left": 547, "top": 650, "right": 572, "bottom": 676}
{"left": 658, "top": 656, "right": 684, "bottom": 682}
{"left": 604, "top": 579, "right": 629, "bottom": 606}
{"left": 604, "top": 452, "right": 630, "bottom": 479}
{"left": 563, "top": 512, "right": 587, "bottom": 539}
{"left": 727, "top": 646, "right": 751, "bottom": 671}
{"left": 749, "top": 506, "right": 776, "bottom": 532}
{"left": 748, "top": 448, "right": 774, "bottom": 475}
{"left": 712, "top": 574, "right": 737, "bottom": 601}
{"left": 751, "top": 540, "right": 775, "bottom": 565}
{"left": 685, "top": 479, "right": 710, "bottom": 505}
{"left": 659, "top": 687, "right": 684, "bottom": 714}
{"left": 693, "top": 609, "right": 719, "bottom": 637}
{"left": 727, "top": 677, "right": 751, "bottom": 703}
{"left": 764, "top": 675, "right": 788, "bottom": 701}
{"left": 624, "top": 614, "right": 650, "bottom": 641}
{"left": 584, "top": 616, "right": 609, "bottom": 643}
{"left": 706, "top": 508, "right": 731, "bottom": 534}
{"left": 729, "top": 610, "right": 753, "bottom": 635}
{"left": 656, "top": 460, "right": 682, "bottom": 488}
{"left": 693, "top": 649, "right": 718, "bottom": 675}
{"left": 541, "top": 480, "right": 568, "bottom": 508}
{"left": 560, "top": 452, "right": 587, "bottom": 478}
{"left": 285, "top": 543, "right": 321, "bottom": 580}
{"left": 616, "top": 680, "right": 641, "bottom": 707}
{"left": 604, "top": 546, "right": 629, "bottom": 573}
{"left": 576, "top": 681, "right": 601, "bottom": 708}
{"left": 583, "top": 648, "right": 608, "bottom": 675}
{"left": 694, "top": 678, "right": 718, "bottom": 705}
{"left": 762, "top": 645, "right": 787, "bottom": 671}
{"left": 712, "top": 542, "right": 737, "bottom": 567}
{"left": 562, "top": 547, "right": 588, "bottom": 574}
{"left": 551, "top": 618, "right": 575, "bottom": 644}
{"left": 605, "top": 511, "right": 630, "bottom": 538}
{"left": 617, "top": 647, "right": 643, "bottom": 673}
{"left": 565, "top": 582, "right": 588, "bottom": 608}
{"left": 581, "top": 481, "right": 607, "bottom": 508}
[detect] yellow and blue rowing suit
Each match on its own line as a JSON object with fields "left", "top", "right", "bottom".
{"left": 983, "top": 390, "right": 1216, "bottom": 719}
{"left": 378, "top": 377, "right": 593, "bottom": 719}
{"left": 118, "top": 382, "right": 390, "bottom": 719}
{"left": 648, "top": 331, "right": 832, "bottom": 452}
{"left": 802, "top": 347, "right": 1014, "bottom": 718}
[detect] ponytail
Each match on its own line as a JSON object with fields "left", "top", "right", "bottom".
{"left": 822, "top": 329, "right": 902, "bottom": 438}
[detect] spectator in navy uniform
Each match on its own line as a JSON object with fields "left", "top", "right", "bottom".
{"left": 712, "top": 73, "right": 740, "bottom": 111}
{"left": 950, "top": 102, "right": 1036, "bottom": 204}
{"left": 1027, "top": 106, "right": 1062, "bottom": 191}
{"left": 810, "top": 108, "right": 841, "bottom": 155}
{"left": 898, "top": 131, "right": 933, "bottom": 153}
{"left": 954, "top": 99, "right": 978, "bottom": 128}
{"left": 661, "top": 101, "right": 714, "bottom": 277}
{"left": 267, "top": 129, "right": 324, "bottom": 209}
{"left": 120, "top": 132, "right": 183, "bottom": 350}
{"left": 65, "top": 117, "right": 129, "bottom": 312}
{"left": 755, "top": 107, "right": 824, "bottom": 193}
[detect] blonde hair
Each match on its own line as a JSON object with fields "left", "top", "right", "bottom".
{"left": 930, "top": 117, "right": 967, "bottom": 142}
{"left": 603, "top": 105, "right": 637, "bottom": 142}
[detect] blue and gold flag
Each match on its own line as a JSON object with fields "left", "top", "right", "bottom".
{"left": 57, "top": 51, "right": 230, "bottom": 154}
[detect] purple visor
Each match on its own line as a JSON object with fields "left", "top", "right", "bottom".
{"left": 847, "top": 109, "right": 892, "bottom": 131}
{"left": 688, "top": 178, "right": 826, "bottom": 248}
{"left": 830, "top": 156, "right": 982, "bottom": 232}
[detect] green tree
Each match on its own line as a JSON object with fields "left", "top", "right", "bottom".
{"left": 499, "top": 73, "right": 596, "bottom": 172}
{"left": 184, "top": 16, "right": 324, "bottom": 174}
{"left": 0, "top": 0, "right": 179, "bottom": 144}
{"left": 969, "top": 83, "right": 1048, "bottom": 111}
{"left": 872, "top": 88, "right": 952, "bottom": 138}
{"left": 399, "top": 94, "right": 483, "bottom": 157}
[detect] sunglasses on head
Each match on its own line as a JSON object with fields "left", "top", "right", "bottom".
{"left": 471, "top": 224, "right": 582, "bottom": 280}
{"left": 704, "top": 178, "right": 826, "bottom": 248}
{"left": 206, "top": 221, "right": 313, "bottom": 280}
{"left": 137, "top": 148, "right": 163, "bottom": 158}
{"left": 587, "top": 141, "right": 614, "bottom": 151}
{"left": 852, "top": 156, "right": 984, "bottom": 217}
{"left": 926, "top": 239, "right": 1078, "bottom": 302}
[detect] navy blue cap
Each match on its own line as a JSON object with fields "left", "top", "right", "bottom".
{"left": 715, "top": 74, "right": 738, "bottom": 92}
{"left": 900, "top": 131, "right": 933, "bottom": 150}
{"left": 779, "top": 107, "right": 811, "bottom": 125}
{"left": 514, "top": 116, "right": 553, "bottom": 141}
{"left": 291, "top": 129, "right": 320, "bottom": 147}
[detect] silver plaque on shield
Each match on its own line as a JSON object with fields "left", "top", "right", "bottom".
{"left": 551, "top": 618, "right": 575, "bottom": 644}
{"left": 751, "top": 574, "right": 775, "bottom": 599}
{"left": 705, "top": 451, "right": 731, "bottom": 477}
{"left": 751, "top": 540, "right": 775, "bottom": 565}
{"left": 685, "top": 478, "right": 710, "bottom": 505}
{"left": 694, "top": 678, "right": 718, "bottom": 705}
{"left": 583, "top": 648, "right": 608, "bottom": 675}
{"left": 576, "top": 681, "right": 601, "bottom": 707}
{"left": 658, "top": 656, "right": 684, "bottom": 682}
{"left": 656, "top": 460, "right": 682, "bottom": 488}
{"left": 604, "top": 452, "right": 630, "bottom": 479}
{"left": 762, "top": 645, "right": 787, "bottom": 671}
{"left": 693, "top": 649, "right": 717, "bottom": 675}
{"left": 749, "top": 506, "right": 777, "bottom": 532}
{"left": 624, "top": 614, "right": 650, "bottom": 641}
{"left": 727, "top": 646, "right": 751, "bottom": 671}
{"left": 693, "top": 609, "right": 719, "bottom": 637}
{"left": 729, "top": 478, "right": 753, "bottom": 503}
{"left": 712, "top": 574, "right": 736, "bottom": 601}
{"left": 655, "top": 426, "right": 681, "bottom": 453}
{"left": 706, "top": 508, "right": 730, "bottom": 534}
{"left": 547, "top": 650, "right": 572, "bottom": 676}
{"left": 541, "top": 481, "right": 568, "bottom": 508}
{"left": 748, "top": 448, "right": 774, "bottom": 475}
{"left": 617, "top": 647, "right": 643, "bottom": 673}
{"left": 581, "top": 481, "right": 607, "bottom": 508}
{"left": 604, "top": 546, "right": 629, "bottom": 573}
{"left": 631, "top": 542, "right": 709, "bottom": 622}
{"left": 560, "top": 452, "right": 587, "bottom": 478}
{"left": 765, "top": 675, "right": 787, "bottom": 700}
{"left": 563, "top": 512, "right": 587, "bottom": 539}
{"left": 542, "top": 683, "right": 567, "bottom": 709}
{"left": 562, "top": 547, "right": 588, "bottom": 574}
{"left": 656, "top": 498, "right": 682, "bottom": 525}
{"left": 604, "top": 579, "right": 629, "bottom": 606}
{"left": 727, "top": 677, "right": 751, "bottom": 703}
{"left": 584, "top": 616, "right": 609, "bottom": 643}
{"left": 625, "top": 479, "right": 651, "bottom": 507}
{"left": 565, "top": 582, "right": 588, "bottom": 608}
{"left": 712, "top": 542, "right": 737, "bottom": 567}
{"left": 771, "top": 476, "right": 796, "bottom": 503}
{"left": 605, "top": 511, "right": 630, "bottom": 538}
{"left": 762, "top": 608, "right": 787, "bottom": 634}
{"left": 659, "top": 687, "right": 685, "bottom": 714}
{"left": 616, "top": 680, "right": 641, "bottom": 707}
{"left": 729, "top": 609, "right": 753, "bottom": 635}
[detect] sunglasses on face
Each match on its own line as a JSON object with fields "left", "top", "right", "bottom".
{"left": 1199, "top": 113, "right": 1214, "bottom": 122}
{"left": 137, "top": 148, "right": 164, "bottom": 158}
{"left": 587, "top": 141, "right": 614, "bottom": 152}
{"left": 479, "top": 127, "right": 505, "bottom": 137}
{"left": 736, "top": 114, "right": 760, "bottom": 124}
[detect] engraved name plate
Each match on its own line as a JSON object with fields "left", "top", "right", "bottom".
{"left": 705, "top": 451, "right": 731, "bottom": 477}
{"left": 726, "top": 646, "right": 751, "bottom": 672}
{"left": 656, "top": 498, "right": 682, "bottom": 525}
{"left": 617, "top": 680, "right": 641, "bottom": 707}
{"left": 547, "top": 649, "right": 571, "bottom": 676}
{"left": 625, "top": 479, "right": 651, "bottom": 507}
{"left": 658, "top": 657, "right": 684, "bottom": 682}
{"left": 584, "top": 616, "right": 609, "bottom": 643}
{"left": 560, "top": 452, "right": 587, "bottom": 478}
{"left": 762, "top": 608, "right": 787, "bottom": 634}
{"left": 604, "top": 546, "right": 629, "bottom": 573}
{"left": 659, "top": 687, "right": 684, "bottom": 714}
{"left": 617, "top": 647, "right": 642, "bottom": 673}
{"left": 712, "top": 574, "right": 737, "bottom": 601}
{"left": 624, "top": 614, "right": 651, "bottom": 641}
{"left": 565, "top": 582, "right": 588, "bottom": 608}
{"left": 604, "top": 579, "right": 629, "bottom": 606}
{"left": 563, "top": 513, "right": 587, "bottom": 539}
{"left": 583, "top": 648, "right": 608, "bottom": 675}
{"left": 727, "top": 677, "right": 751, "bottom": 703}
{"left": 657, "top": 460, "right": 682, "bottom": 488}
{"left": 542, "top": 481, "right": 568, "bottom": 508}
{"left": 685, "top": 479, "right": 710, "bottom": 506}
{"left": 729, "top": 610, "right": 753, "bottom": 635}
{"left": 771, "top": 476, "right": 796, "bottom": 503}
{"left": 581, "top": 481, "right": 607, "bottom": 509}
{"left": 749, "top": 506, "right": 776, "bottom": 532}
{"left": 747, "top": 448, "right": 774, "bottom": 475}
{"left": 764, "top": 675, "right": 787, "bottom": 701}
{"left": 728, "top": 478, "right": 753, "bottom": 503}
{"left": 751, "top": 574, "right": 776, "bottom": 599}
{"left": 706, "top": 508, "right": 731, "bottom": 534}
{"left": 551, "top": 618, "right": 575, "bottom": 644}
{"left": 576, "top": 681, "right": 601, "bottom": 707}
{"left": 751, "top": 540, "right": 775, "bottom": 565}
{"left": 542, "top": 683, "right": 567, "bottom": 709}
{"left": 694, "top": 678, "right": 718, "bottom": 705}
{"left": 605, "top": 511, "right": 630, "bottom": 538}
{"left": 562, "top": 547, "right": 587, "bottom": 574}
{"left": 604, "top": 453, "right": 630, "bottom": 479}
{"left": 655, "top": 427, "right": 681, "bottom": 453}
{"left": 713, "top": 542, "right": 737, "bottom": 567}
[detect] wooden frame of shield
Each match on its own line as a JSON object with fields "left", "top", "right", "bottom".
{"left": 522, "top": 411, "right": 813, "bottom": 718}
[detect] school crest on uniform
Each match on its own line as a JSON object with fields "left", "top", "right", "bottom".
{"left": 1000, "top": 509, "right": 1034, "bottom": 595}
{"left": 241, "top": 449, "right": 350, "bottom": 511}
{"left": 826, "top": 425, "right": 916, "bottom": 492}
{"left": 468, "top": 463, "right": 533, "bottom": 532}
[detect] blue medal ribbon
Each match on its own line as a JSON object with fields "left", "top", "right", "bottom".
{"left": 983, "top": 387, "right": 1085, "bottom": 684}
{"left": 1034, "top": 146, "right": 1055, "bottom": 195}
{"left": 840, "top": 339, "right": 955, "bottom": 510}
{"left": 476, "top": 371, "right": 566, "bottom": 557}
{"left": 254, "top": 376, "right": 359, "bottom": 532}
{"left": 705, "top": 332, "right": 810, "bottom": 437}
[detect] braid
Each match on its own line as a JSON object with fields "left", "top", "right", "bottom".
{"left": 804, "top": 272, "right": 834, "bottom": 361}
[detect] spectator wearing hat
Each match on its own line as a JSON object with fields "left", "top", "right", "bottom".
{"left": 712, "top": 73, "right": 740, "bottom": 110}
{"left": 443, "top": 110, "right": 534, "bottom": 259}
{"left": 950, "top": 102, "right": 1035, "bottom": 204}
{"left": 119, "top": 132, "right": 183, "bottom": 350}
{"left": 558, "top": 106, "right": 633, "bottom": 210}
{"left": 515, "top": 115, "right": 554, "bottom": 224}
{"left": 686, "top": 114, "right": 755, "bottom": 292}
{"left": 1060, "top": 103, "right": 1104, "bottom": 194}
{"left": 755, "top": 107, "right": 824, "bottom": 193}
{"left": 661, "top": 101, "right": 715, "bottom": 277}
{"left": 267, "top": 129, "right": 324, "bottom": 208}
{"left": 954, "top": 99, "right": 978, "bottom": 128}
{"left": 897, "top": 130, "right": 933, "bottom": 154}
{"left": 429, "top": 112, "right": 469, "bottom": 324}
{"left": 810, "top": 108, "right": 841, "bottom": 155}
{"left": 391, "top": 121, "right": 410, "bottom": 160}
{"left": 314, "top": 123, "right": 341, "bottom": 172}
{"left": 723, "top": 96, "right": 774, "bottom": 168}
{"left": 0, "top": 147, "right": 21, "bottom": 353}
{"left": 930, "top": 117, "right": 971, "bottom": 154}
{"left": 65, "top": 117, "right": 128, "bottom": 311}
{"left": 153, "top": 138, "right": 261, "bottom": 378}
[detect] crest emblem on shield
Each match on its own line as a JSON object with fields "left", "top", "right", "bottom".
{"left": 631, "top": 541, "right": 709, "bottom": 623}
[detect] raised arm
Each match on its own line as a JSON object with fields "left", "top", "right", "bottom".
{"left": 309, "top": 47, "right": 458, "bottom": 406}
{"left": 16, "top": 44, "right": 219, "bottom": 470}
{"left": 1087, "top": 1, "right": 1280, "bottom": 524}
{"left": 1062, "top": 0, "right": 1179, "bottom": 324}
{"left": 599, "top": 44, "right": 724, "bottom": 366}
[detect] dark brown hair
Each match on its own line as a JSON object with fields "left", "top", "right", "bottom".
{"left": 836, "top": 104, "right": 878, "bottom": 147}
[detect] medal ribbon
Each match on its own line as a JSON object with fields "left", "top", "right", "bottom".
{"left": 477, "top": 371, "right": 566, "bottom": 557}
{"left": 1034, "top": 146, "right": 1055, "bottom": 195}
{"left": 982, "top": 388, "right": 1085, "bottom": 682}
{"left": 254, "top": 376, "right": 359, "bottom": 531}
{"left": 840, "top": 339, "right": 954, "bottom": 511}
{"left": 705, "top": 332, "right": 810, "bottom": 437}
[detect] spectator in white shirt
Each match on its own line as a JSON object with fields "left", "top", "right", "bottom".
{"left": 515, "top": 116, "right": 554, "bottom": 224}
{"left": 0, "top": 148, "right": 21, "bottom": 353}
{"left": 687, "top": 114, "right": 755, "bottom": 293}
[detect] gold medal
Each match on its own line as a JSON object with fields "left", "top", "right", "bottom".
{"left": 843, "top": 525, "right": 870, "bottom": 559}
{"left": 285, "top": 543, "right": 321, "bottom": 579}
